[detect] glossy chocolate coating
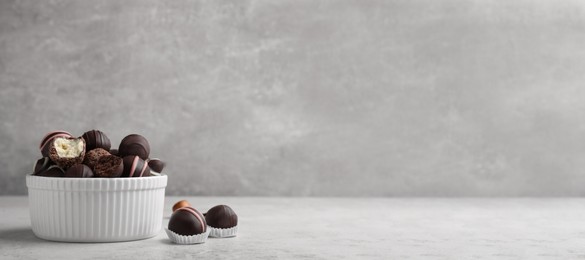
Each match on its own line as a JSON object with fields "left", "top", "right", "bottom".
{"left": 121, "top": 155, "right": 151, "bottom": 177}
{"left": 33, "top": 157, "right": 54, "bottom": 175}
{"left": 205, "top": 205, "right": 238, "bottom": 229}
{"left": 94, "top": 155, "right": 123, "bottom": 178}
{"left": 168, "top": 207, "right": 207, "bottom": 236}
{"left": 36, "top": 165, "right": 65, "bottom": 177}
{"left": 83, "top": 148, "right": 110, "bottom": 169}
{"left": 39, "top": 131, "right": 73, "bottom": 157}
{"left": 118, "top": 134, "right": 150, "bottom": 159}
{"left": 82, "top": 130, "right": 111, "bottom": 151}
{"left": 48, "top": 137, "right": 86, "bottom": 169}
{"left": 65, "top": 164, "right": 94, "bottom": 178}
{"left": 148, "top": 158, "right": 165, "bottom": 173}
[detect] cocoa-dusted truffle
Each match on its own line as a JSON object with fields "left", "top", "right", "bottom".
{"left": 65, "top": 164, "right": 94, "bottom": 178}
{"left": 148, "top": 158, "right": 165, "bottom": 173}
{"left": 33, "top": 157, "right": 54, "bottom": 175}
{"left": 48, "top": 137, "right": 86, "bottom": 169}
{"left": 39, "top": 131, "right": 73, "bottom": 157}
{"left": 168, "top": 206, "right": 207, "bottom": 236}
{"left": 36, "top": 165, "right": 65, "bottom": 177}
{"left": 118, "top": 134, "right": 150, "bottom": 159}
{"left": 205, "top": 205, "right": 238, "bottom": 229}
{"left": 81, "top": 130, "right": 111, "bottom": 151}
{"left": 94, "top": 155, "right": 123, "bottom": 178}
{"left": 172, "top": 200, "right": 191, "bottom": 212}
{"left": 121, "top": 155, "right": 151, "bottom": 178}
{"left": 83, "top": 148, "right": 110, "bottom": 169}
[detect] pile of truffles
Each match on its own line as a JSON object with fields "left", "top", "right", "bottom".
{"left": 166, "top": 200, "right": 238, "bottom": 244}
{"left": 33, "top": 130, "right": 166, "bottom": 178}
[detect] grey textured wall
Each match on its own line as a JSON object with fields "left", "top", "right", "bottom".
{"left": 1, "top": 0, "right": 585, "bottom": 196}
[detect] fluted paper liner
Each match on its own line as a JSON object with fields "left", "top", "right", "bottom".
{"left": 26, "top": 174, "right": 167, "bottom": 242}
{"left": 165, "top": 228, "right": 210, "bottom": 244}
{"left": 208, "top": 225, "right": 238, "bottom": 238}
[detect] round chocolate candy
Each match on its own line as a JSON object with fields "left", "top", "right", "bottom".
{"left": 81, "top": 130, "right": 111, "bottom": 151}
{"left": 83, "top": 148, "right": 110, "bottom": 169}
{"left": 118, "top": 134, "right": 150, "bottom": 159}
{"left": 205, "top": 205, "right": 238, "bottom": 229}
{"left": 39, "top": 131, "right": 73, "bottom": 157}
{"left": 147, "top": 158, "right": 165, "bottom": 173}
{"left": 64, "top": 164, "right": 94, "bottom": 178}
{"left": 36, "top": 165, "right": 65, "bottom": 177}
{"left": 121, "top": 155, "right": 151, "bottom": 178}
{"left": 33, "top": 157, "right": 54, "bottom": 175}
{"left": 172, "top": 200, "right": 191, "bottom": 212}
{"left": 168, "top": 206, "right": 207, "bottom": 236}
{"left": 94, "top": 155, "right": 123, "bottom": 178}
{"left": 48, "top": 137, "right": 86, "bottom": 169}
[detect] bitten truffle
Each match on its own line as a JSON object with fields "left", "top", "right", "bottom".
{"left": 205, "top": 205, "right": 238, "bottom": 229}
{"left": 83, "top": 148, "right": 110, "bottom": 169}
{"left": 65, "top": 164, "right": 94, "bottom": 178}
{"left": 48, "top": 137, "right": 86, "bottom": 169}
{"left": 147, "top": 158, "right": 165, "bottom": 173}
{"left": 94, "top": 155, "right": 123, "bottom": 178}
{"left": 118, "top": 134, "right": 150, "bottom": 159}
{"left": 81, "top": 130, "right": 111, "bottom": 151}
{"left": 168, "top": 206, "right": 207, "bottom": 236}
{"left": 39, "top": 131, "right": 73, "bottom": 157}
{"left": 121, "top": 155, "right": 151, "bottom": 177}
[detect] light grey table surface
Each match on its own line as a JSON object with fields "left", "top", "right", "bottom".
{"left": 1, "top": 196, "right": 585, "bottom": 259}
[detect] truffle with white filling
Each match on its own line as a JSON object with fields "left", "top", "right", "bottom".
{"left": 48, "top": 137, "right": 86, "bottom": 169}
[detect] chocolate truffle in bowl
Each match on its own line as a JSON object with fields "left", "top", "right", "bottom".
{"left": 94, "top": 155, "right": 123, "bottom": 178}
{"left": 33, "top": 157, "right": 54, "bottom": 175}
{"left": 39, "top": 131, "right": 73, "bottom": 157}
{"left": 147, "top": 158, "right": 165, "bottom": 173}
{"left": 118, "top": 134, "right": 150, "bottom": 159}
{"left": 35, "top": 165, "right": 65, "bottom": 177}
{"left": 65, "top": 164, "right": 94, "bottom": 178}
{"left": 81, "top": 130, "right": 111, "bottom": 151}
{"left": 48, "top": 137, "right": 86, "bottom": 169}
{"left": 121, "top": 155, "right": 151, "bottom": 178}
{"left": 83, "top": 148, "right": 110, "bottom": 169}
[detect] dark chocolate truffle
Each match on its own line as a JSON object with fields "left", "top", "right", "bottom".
{"left": 94, "top": 155, "right": 123, "bottom": 178}
{"left": 81, "top": 130, "right": 111, "bottom": 151}
{"left": 33, "top": 157, "right": 54, "bottom": 175}
{"left": 36, "top": 165, "right": 65, "bottom": 177}
{"left": 39, "top": 131, "right": 73, "bottom": 157}
{"left": 147, "top": 158, "right": 165, "bottom": 173}
{"left": 83, "top": 148, "right": 110, "bottom": 169}
{"left": 48, "top": 137, "right": 86, "bottom": 169}
{"left": 205, "top": 205, "right": 238, "bottom": 229}
{"left": 65, "top": 164, "right": 94, "bottom": 178}
{"left": 118, "top": 134, "right": 150, "bottom": 159}
{"left": 168, "top": 207, "right": 207, "bottom": 236}
{"left": 121, "top": 155, "right": 151, "bottom": 178}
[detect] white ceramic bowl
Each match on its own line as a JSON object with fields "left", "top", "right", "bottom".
{"left": 26, "top": 174, "right": 167, "bottom": 242}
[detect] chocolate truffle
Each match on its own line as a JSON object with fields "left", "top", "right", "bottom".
{"left": 83, "top": 148, "right": 110, "bottom": 169}
{"left": 39, "top": 131, "right": 73, "bottom": 157}
{"left": 33, "top": 157, "right": 54, "bottom": 175}
{"left": 205, "top": 205, "right": 238, "bottom": 229}
{"left": 81, "top": 130, "right": 111, "bottom": 151}
{"left": 168, "top": 207, "right": 207, "bottom": 236}
{"left": 65, "top": 164, "right": 94, "bottom": 178}
{"left": 121, "top": 155, "right": 151, "bottom": 178}
{"left": 109, "top": 149, "right": 119, "bottom": 156}
{"left": 94, "top": 155, "right": 123, "bottom": 178}
{"left": 48, "top": 137, "right": 86, "bottom": 169}
{"left": 36, "top": 165, "right": 65, "bottom": 177}
{"left": 118, "top": 134, "right": 150, "bottom": 159}
{"left": 172, "top": 200, "right": 191, "bottom": 212}
{"left": 147, "top": 158, "right": 165, "bottom": 173}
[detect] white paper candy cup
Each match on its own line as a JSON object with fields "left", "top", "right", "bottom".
{"left": 208, "top": 226, "right": 238, "bottom": 238}
{"left": 165, "top": 228, "right": 210, "bottom": 244}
